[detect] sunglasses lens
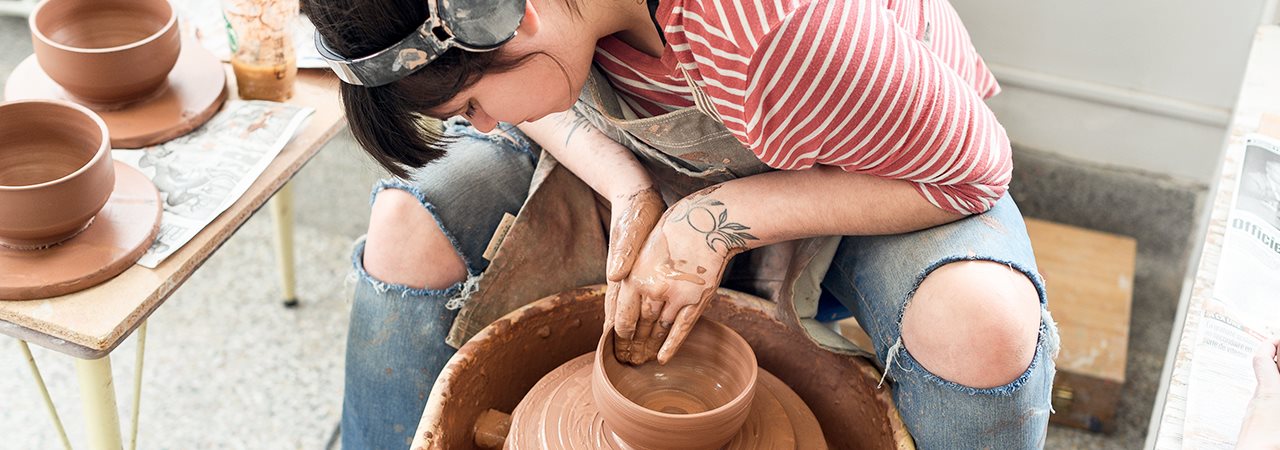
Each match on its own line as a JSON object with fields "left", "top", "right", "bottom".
{"left": 439, "top": 0, "right": 525, "bottom": 49}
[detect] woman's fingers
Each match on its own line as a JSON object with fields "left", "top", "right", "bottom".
{"left": 657, "top": 304, "right": 704, "bottom": 365}
{"left": 1254, "top": 338, "right": 1280, "bottom": 392}
{"left": 613, "top": 280, "right": 643, "bottom": 340}
{"left": 614, "top": 333, "right": 634, "bottom": 363}
{"left": 628, "top": 296, "right": 665, "bottom": 364}
{"left": 603, "top": 282, "right": 620, "bottom": 332}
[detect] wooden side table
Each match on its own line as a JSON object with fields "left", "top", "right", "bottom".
{"left": 1, "top": 69, "right": 345, "bottom": 450}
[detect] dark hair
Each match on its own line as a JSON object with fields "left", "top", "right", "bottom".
{"left": 303, "top": 0, "right": 574, "bottom": 178}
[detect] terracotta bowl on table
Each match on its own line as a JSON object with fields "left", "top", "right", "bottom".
{"left": 29, "top": 0, "right": 180, "bottom": 107}
{"left": 0, "top": 99, "right": 113, "bottom": 249}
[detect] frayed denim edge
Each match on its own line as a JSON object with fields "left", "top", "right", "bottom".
{"left": 369, "top": 180, "right": 480, "bottom": 278}
{"left": 355, "top": 179, "right": 486, "bottom": 309}
{"left": 351, "top": 239, "right": 462, "bottom": 298}
{"left": 879, "top": 255, "right": 1054, "bottom": 398}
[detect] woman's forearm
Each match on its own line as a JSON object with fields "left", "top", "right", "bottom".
{"left": 518, "top": 109, "right": 652, "bottom": 199}
{"left": 665, "top": 166, "right": 965, "bottom": 253}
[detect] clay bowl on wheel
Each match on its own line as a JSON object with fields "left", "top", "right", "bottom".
{"left": 0, "top": 100, "right": 113, "bottom": 249}
{"left": 414, "top": 286, "right": 915, "bottom": 450}
{"left": 593, "top": 320, "right": 758, "bottom": 450}
{"left": 29, "top": 0, "right": 180, "bottom": 106}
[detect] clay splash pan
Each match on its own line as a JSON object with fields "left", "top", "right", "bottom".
{"left": 0, "top": 99, "right": 161, "bottom": 300}
{"left": 5, "top": 0, "right": 228, "bottom": 149}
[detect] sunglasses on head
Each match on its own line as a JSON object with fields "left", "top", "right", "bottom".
{"left": 315, "top": 0, "right": 526, "bottom": 87}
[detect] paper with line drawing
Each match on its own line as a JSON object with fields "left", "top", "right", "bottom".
{"left": 113, "top": 100, "right": 313, "bottom": 268}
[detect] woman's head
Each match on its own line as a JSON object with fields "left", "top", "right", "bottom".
{"left": 304, "top": 0, "right": 596, "bottom": 177}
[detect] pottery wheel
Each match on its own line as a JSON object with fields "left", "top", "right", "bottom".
{"left": 506, "top": 353, "right": 828, "bottom": 449}
{"left": 0, "top": 161, "right": 161, "bottom": 300}
{"left": 5, "top": 38, "right": 228, "bottom": 149}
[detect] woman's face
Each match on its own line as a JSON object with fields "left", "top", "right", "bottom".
{"left": 430, "top": 1, "right": 597, "bottom": 132}
{"left": 439, "top": 52, "right": 588, "bottom": 132}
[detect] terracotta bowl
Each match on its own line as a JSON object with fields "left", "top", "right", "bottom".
{"left": 592, "top": 320, "right": 758, "bottom": 450}
{"left": 0, "top": 100, "right": 113, "bottom": 249}
{"left": 29, "top": 0, "right": 180, "bottom": 106}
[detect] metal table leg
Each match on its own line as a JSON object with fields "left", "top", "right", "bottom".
{"left": 271, "top": 182, "right": 299, "bottom": 308}
{"left": 75, "top": 355, "right": 123, "bottom": 450}
{"left": 129, "top": 322, "right": 147, "bottom": 450}
{"left": 18, "top": 340, "right": 73, "bottom": 450}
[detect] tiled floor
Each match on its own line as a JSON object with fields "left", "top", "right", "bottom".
{"left": 0, "top": 15, "right": 1207, "bottom": 449}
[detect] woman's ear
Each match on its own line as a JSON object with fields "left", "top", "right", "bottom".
{"left": 518, "top": 0, "right": 540, "bottom": 35}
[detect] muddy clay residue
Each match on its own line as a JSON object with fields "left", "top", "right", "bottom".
{"left": 607, "top": 187, "right": 665, "bottom": 280}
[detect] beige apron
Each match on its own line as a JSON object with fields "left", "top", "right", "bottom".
{"left": 445, "top": 67, "right": 873, "bottom": 361}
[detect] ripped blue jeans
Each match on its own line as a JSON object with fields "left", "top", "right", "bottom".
{"left": 341, "top": 121, "right": 537, "bottom": 450}
{"left": 819, "top": 194, "right": 1058, "bottom": 448}
{"left": 342, "top": 121, "right": 1057, "bottom": 449}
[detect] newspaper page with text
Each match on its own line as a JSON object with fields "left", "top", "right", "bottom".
{"left": 1182, "top": 134, "right": 1280, "bottom": 448}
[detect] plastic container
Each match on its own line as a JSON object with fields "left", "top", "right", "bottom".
{"left": 223, "top": 0, "right": 297, "bottom": 101}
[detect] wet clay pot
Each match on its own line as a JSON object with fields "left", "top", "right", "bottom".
{"left": 412, "top": 285, "right": 915, "bottom": 450}
{"left": 30, "top": 0, "right": 179, "bottom": 106}
{"left": 0, "top": 99, "right": 113, "bottom": 249}
{"left": 592, "top": 320, "right": 757, "bottom": 450}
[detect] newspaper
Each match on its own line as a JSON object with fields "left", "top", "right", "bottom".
{"left": 1181, "top": 134, "right": 1280, "bottom": 448}
{"left": 112, "top": 100, "right": 314, "bottom": 268}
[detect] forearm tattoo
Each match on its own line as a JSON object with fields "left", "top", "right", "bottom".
{"left": 667, "top": 195, "right": 758, "bottom": 255}
{"left": 554, "top": 110, "right": 595, "bottom": 147}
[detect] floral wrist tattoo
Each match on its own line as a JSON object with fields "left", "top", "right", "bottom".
{"left": 668, "top": 195, "right": 758, "bottom": 255}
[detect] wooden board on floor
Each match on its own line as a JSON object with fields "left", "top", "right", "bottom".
{"left": 839, "top": 217, "right": 1137, "bottom": 433}
{"left": 1026, "top": 218, "right": 1136, "bottom": 432}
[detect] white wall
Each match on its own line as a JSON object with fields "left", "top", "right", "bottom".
{"left": 950, "top": 0, "right": 1270, "bottom": 184}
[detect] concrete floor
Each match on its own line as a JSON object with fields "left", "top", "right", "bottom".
{"left": 0, "top": 15, "right": 1205, "bottom": 449}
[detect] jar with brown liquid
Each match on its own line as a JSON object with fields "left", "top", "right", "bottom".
{"left": 224, "top": 0, "right": 298, "bottom": 102}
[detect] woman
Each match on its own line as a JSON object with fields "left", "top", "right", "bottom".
{"left": 304, "top": 0, "right": 1058, "bottom": 448}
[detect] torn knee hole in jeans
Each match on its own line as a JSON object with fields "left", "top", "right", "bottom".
{"left": 879, "top": 315, "right": 1058, "bottom": 397}
{"left": 349, "top": 238, "right": 477, "bottom": 310}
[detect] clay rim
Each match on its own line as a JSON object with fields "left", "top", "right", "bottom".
{"left": 28, "top": 0, "right": 178, "bottom": 54}
{"left": 593, "top": 321, "right": 760, "bottom": 420}
{"left": 0, "top": 99, "right": 109, "bottom": 191}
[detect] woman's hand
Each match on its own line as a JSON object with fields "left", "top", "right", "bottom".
{"left": 1238, "top": 338, "right": 1280, "bottom": 449}
{"left": 611, "top": 187, "right": 755, "bottom": 365}
{"left": 604, "top": 187, "right": 666, "bottom": 332}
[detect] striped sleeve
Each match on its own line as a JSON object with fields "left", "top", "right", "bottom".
{"left": 693, "top": 0, "right": 1012, "bottom": 215}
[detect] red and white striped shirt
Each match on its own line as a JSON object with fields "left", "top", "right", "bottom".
{"left": 593, "top": 0, "right": 1010, "bottom": 215}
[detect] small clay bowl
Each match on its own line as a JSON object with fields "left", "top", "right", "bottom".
{"left": 592, "top": 319, "right": 758, "bottom": 450}
{"left": 29, "top": 0, "right": 180, "bottom": 106}
{"left": 0, "top": 100, "right": 113, "bottom": 249}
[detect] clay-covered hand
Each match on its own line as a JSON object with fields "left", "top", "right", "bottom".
{"left": 612, "top": 190, "right": 754, "bottom": 365}
{"left": 603, "top": 187, "right": 666, "bottom": 334}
